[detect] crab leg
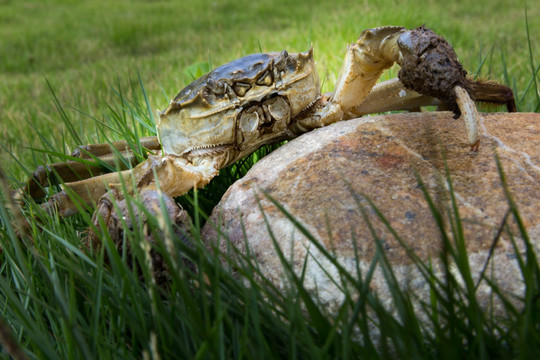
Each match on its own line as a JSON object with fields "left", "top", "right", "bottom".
{"left": 349, "top": 77, "right": 516, "bottom": 118}
{"left": 24, "top": 153, "right": 136, "bottom": 201}
{"left": 128, "top": 154, "right": 221, "bottom": 199}
{"left": 40, "top": 153, "right": 221, "bottom": 219}
{"left": 85, "top": 154, "right": 222, "bottom": 243}
{"left": 347, "top": 78, "right": 439, "bottom": 117}
{"left": 22, "top": 137, "right": 160, "bottom": 200}
{"left": 71, "top": 136, "right": 160, "bottom": 159}
{"left": 40, "top": 170, "right": 132, "bottom": 217}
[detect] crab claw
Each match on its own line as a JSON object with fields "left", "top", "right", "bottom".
{"left": 309, "top": 25, "right": 514, "bottom": 152}
{"left": 396, "top": 26, "right": 511, "bottom": 151}
{"left": 396, "top": 26, "right": 470, "bottom": 115}
{"left": 87, "top": 189, "right": 195, "bottom": 284}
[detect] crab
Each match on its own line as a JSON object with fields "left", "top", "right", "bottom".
{"left": 20, "top": 26, "right": 515, "bottom": 244}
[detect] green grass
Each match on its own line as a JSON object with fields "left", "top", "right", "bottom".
{"left": 1, "top": 0, "right": 539, "bottom": 358}
{"left": 1, "top": 0, "right": 539, "bottom": 175}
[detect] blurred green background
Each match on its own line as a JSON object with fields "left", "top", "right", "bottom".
{"left": 0, "top": 0, "right": 538, "bottom": 178}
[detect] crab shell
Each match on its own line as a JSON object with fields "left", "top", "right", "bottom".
{"left": 157, "top": 48, "right": 319, "bottom": 167}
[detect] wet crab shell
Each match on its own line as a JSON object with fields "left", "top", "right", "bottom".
{"left": 157, "top": 48, "right": 320, "bottom": 161}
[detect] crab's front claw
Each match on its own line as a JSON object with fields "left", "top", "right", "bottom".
{"left": 87, "top": 188, "right": 195, "bottom": 283}
{"left": 87, "top": 189, "right": 192, "bottom": 247}
{"left": 85, "top": 153, "right": 221, "bottom": 250}
{"left": 84, "top": 153, "right": 221, "bottom": 280}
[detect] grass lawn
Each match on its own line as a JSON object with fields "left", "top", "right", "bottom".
{"left": 1, "top": 0, "right": 539, "bottom": 358}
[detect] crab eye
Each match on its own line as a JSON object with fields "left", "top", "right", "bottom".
{"left": 256, "top": 71, "right": 273, "bottom": 86}
{"left": 233, "top": 82, "right": 251, "bottom": 97}
{"left": 206, "top": 79, "right": 225, "bottom": 95}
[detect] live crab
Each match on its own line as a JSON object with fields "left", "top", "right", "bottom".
{"left": 20, "top": 26, "right": 515, "bottom": 242}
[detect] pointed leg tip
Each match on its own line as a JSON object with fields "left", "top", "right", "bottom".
{"left": 470, "top": 140, "right": 480, "bottom": 152}
{"left": 454, "top": 86, "right": 481, "bottom": 153}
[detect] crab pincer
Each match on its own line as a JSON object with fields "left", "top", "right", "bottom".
{"left": 395, "top": 26, "right": 515, "bottom": 151}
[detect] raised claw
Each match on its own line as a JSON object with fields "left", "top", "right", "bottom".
{"left": 397, "top": 26, "right": 470, "bottom": 116}
{"left": 396, "top": 26, "right": 515, "bottom": 150}
{"left": 306, "top": 25, "right": 515, "bottom": 151}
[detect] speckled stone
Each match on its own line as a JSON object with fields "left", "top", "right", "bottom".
{"left": 202, "top": 112, "right": 540, "bottom": 315}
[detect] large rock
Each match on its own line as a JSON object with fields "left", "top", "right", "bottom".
{"left": 202, "top": 112, "right": 540, "bottom": 314}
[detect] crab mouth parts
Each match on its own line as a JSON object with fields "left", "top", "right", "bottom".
{"left": 183, "top": 144, "right": 233, "bottom": 159}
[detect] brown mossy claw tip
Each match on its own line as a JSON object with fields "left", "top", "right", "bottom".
{"left": 397, "top": 25, "right": 470, "bottom": 117}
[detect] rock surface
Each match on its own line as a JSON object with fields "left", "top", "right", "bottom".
{"left": 202, "top": 112, "right": 540, "bottom": 315}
